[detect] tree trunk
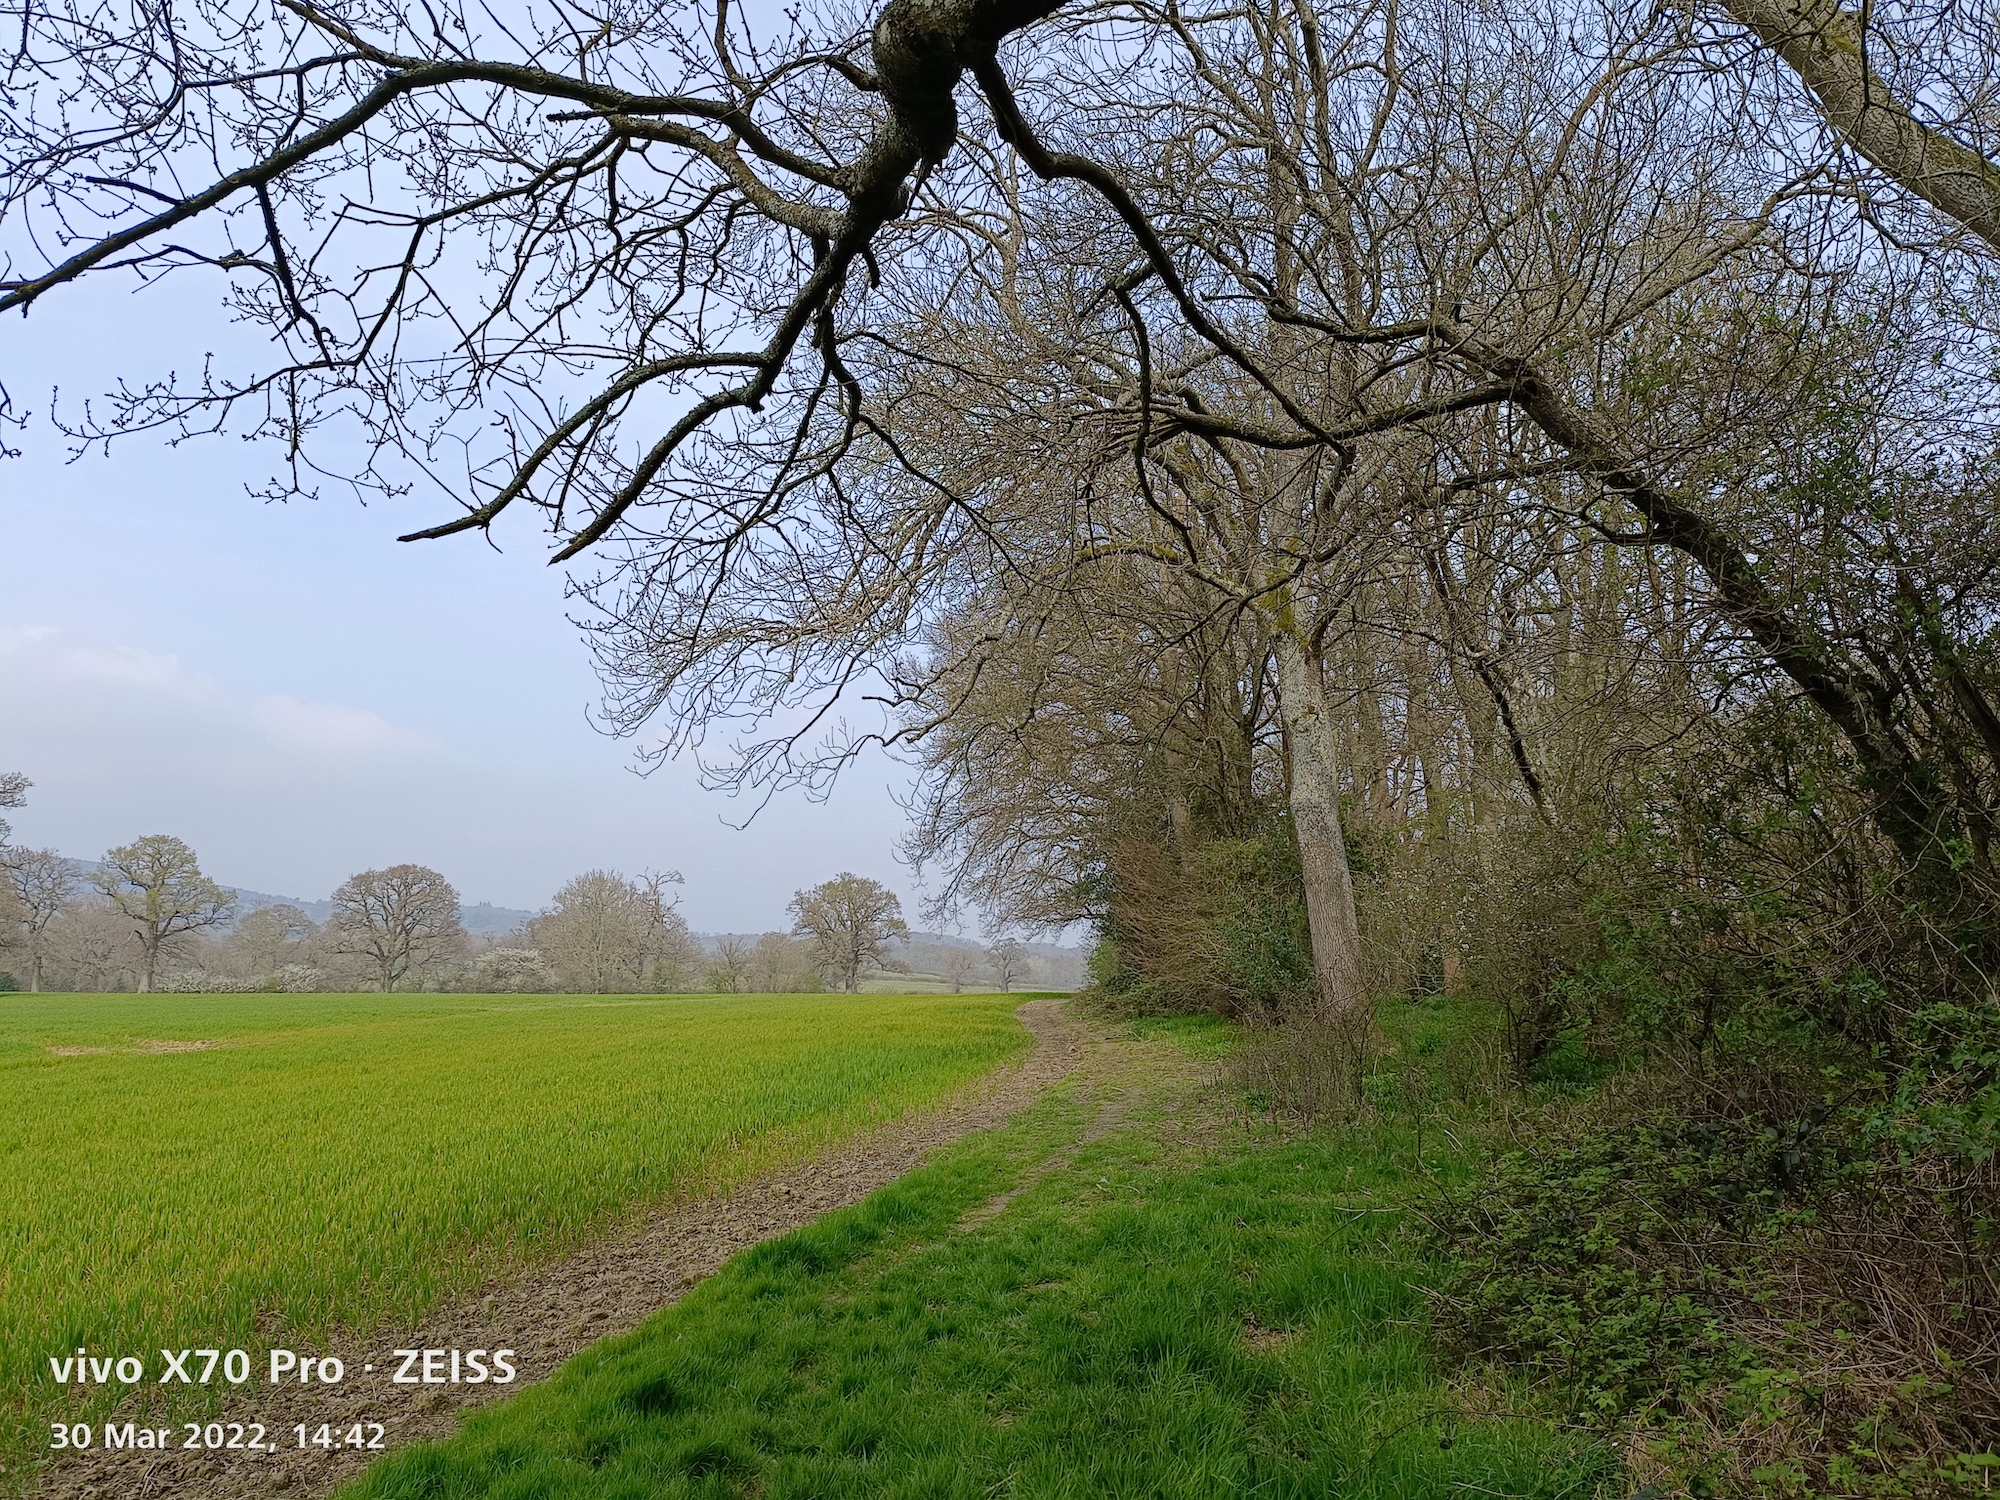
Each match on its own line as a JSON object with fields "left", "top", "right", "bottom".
{"left": 139, "top": 923, "right": 158, "bottom": 994}
{"left": 1271, "top": 631, "right": 1368, "bottom": 1025}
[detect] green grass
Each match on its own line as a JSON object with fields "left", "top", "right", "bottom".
{"left": 0, "top": 990, "right": 1029, "bottom": 1465}
{"left": 343, "top": 1066, "right": 1610, "bottom": 1498}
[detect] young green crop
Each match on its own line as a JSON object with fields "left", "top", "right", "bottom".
{"left": 0, "top": 991, "right": 1028, "bottom": 1471}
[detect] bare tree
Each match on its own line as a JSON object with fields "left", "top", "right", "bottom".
{"left": 223, "top": 903, "right": 316, "bottom": 982}
{"left": 706, "top": 937, "right": 751, "bottom": 994}
{"left": 0, "top": 773, "right": 27, "bottom": 848}
{"left": 93, "top": 835, "right": 235, "bottom": 993}
{"left": 329, "top": 864, "right": 466, "bottom": 992}
{"left": 0, "top": 881, "right": 23, "bottom": 993}
{"left": 1709, "top": 0, "right": 2000, "bottom": 250}
{"left": 1, "top": 848, "right": 78, "bottom": 992}
{"left": 985, "top": 937, "right": 1030, "bottom": 994}
{"left": 10, "top": 0, "right": 1999, "bottom": 1016}
{"left": 0, "top": 774, "right": 29, "bottom": 986}
{"left": 42, "top": 898, "right": 138, "bottom": 992}
{"left": 942, "top": 947, "right": 979, "bottom": 995}
{"left": 637, "top": 872, "right": 706, "bottom": 992}
{"left": 0, "top": 0, "right": 1076, "bottom": 546}
{"left": 532, "top": 871, "right": 643, "bottom": 992}
{"left": 530, "top": 869, "right": 697, "bottom": 992}
{"left": 745, "top": 933, "right": 822, "bottom": 993}
{"left": 790, "top": 875, "right": 910, "bottom": 992}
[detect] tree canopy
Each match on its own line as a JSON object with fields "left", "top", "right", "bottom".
{"left": 329, "top": 863, "right": 466, "bottom": 991}
{"left": 92, "top": 835, "right": 235, "bottom": 993}
{"left": 790, "top": 873, "right": 908, "bottom": 991}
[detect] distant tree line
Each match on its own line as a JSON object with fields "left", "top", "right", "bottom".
{"left": 0, "top": 785, "right": 1057, "bottom": 995}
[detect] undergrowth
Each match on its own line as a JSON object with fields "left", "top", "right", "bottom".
{"left": 1423, "top": 1088, "right": 2000, "bottom": 1499}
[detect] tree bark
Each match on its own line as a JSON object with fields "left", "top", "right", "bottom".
{"left": 1272, "top": 631, "right": 1369, "bottom": 1025}
{"left": 1717, "top": 0, "right": 2000, "bottom": 251}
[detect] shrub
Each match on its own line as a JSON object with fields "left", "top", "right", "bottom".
{"left": 155, "top": 970, "right": 262, "bottom": 993}
{"left": 1426, "top": 1083, "right": 2000, "bottom": 1494}
{"left": 277, "top": 963, "right": 325, "bottom": 993}
{"left": 1083, "top": 820, "right": 1313, "bottom": 1019}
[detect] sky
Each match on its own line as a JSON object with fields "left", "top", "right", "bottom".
{"left": 0, "top": 282, "right": 937, "bottom": 933}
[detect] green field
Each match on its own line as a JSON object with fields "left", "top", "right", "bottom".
{"left": 0, "top": 990, "right": 1030, "bottom": 1463}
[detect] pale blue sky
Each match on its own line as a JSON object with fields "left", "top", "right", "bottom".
{"left": 0, "top": 279, "right": 928, "bottom": 930}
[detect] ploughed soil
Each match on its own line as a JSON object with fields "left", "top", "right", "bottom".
{"left": 35, "top": 999, "right": 1096, "bottom": 1500}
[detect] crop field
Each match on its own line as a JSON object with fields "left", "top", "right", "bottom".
{"left": 0, "top": 990, "right": 1029, "bottom": 1465}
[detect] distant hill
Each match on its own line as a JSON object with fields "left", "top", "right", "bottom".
{"left": 223, "top": 886, "right": 336, "bottom": 925}
{"left": 458, "top": 902, "right": 536, "bottom": 935}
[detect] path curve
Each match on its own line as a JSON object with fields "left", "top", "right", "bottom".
{"left": 37, "top": 999, "right": 1083, "bottom": 1500}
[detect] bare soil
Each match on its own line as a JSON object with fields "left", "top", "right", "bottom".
{"left": 33, "top": 999, "right": 1089, "bottom": 1500}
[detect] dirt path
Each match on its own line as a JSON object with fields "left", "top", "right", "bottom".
{"left": 35, "top": 1000, "right": 1090, "bottom": 1500}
